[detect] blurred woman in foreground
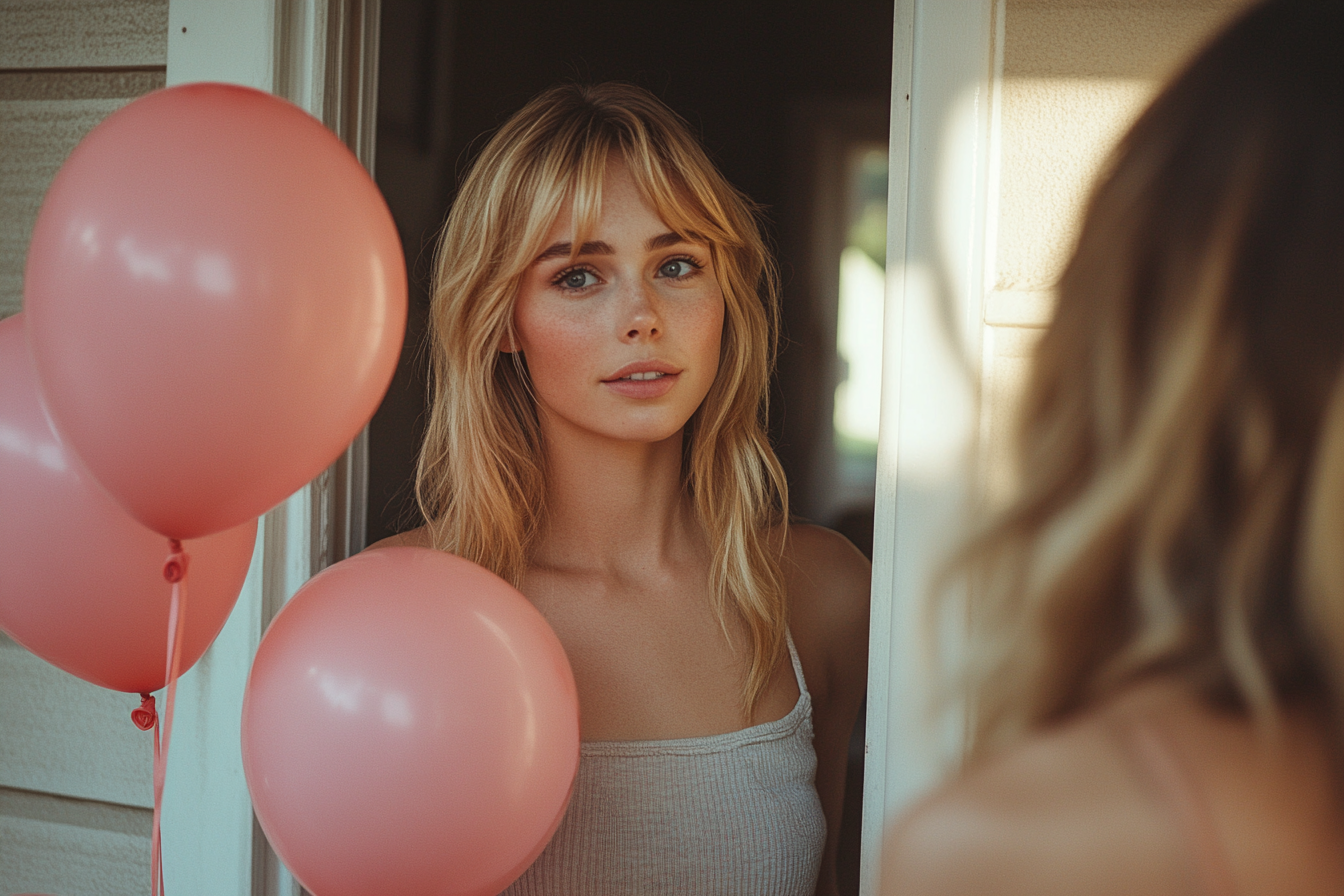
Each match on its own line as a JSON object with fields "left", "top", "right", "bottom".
{"left": 885, "top": 1, "right": 1344, "bottom": 892}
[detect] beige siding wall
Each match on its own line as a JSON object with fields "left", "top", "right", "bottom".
{"left": 1, "top": 2, "right": 166, "bottom": 893}
{"left": 0, "top": 0, "right": 167, "bottom": 319}
{"left": 993, "top": 0, "right": 1248, "bottom": 305}
{"left": 980, "top": 0, "right": 1249, "bottom": 500}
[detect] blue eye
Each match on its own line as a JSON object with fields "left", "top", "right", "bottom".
{"left": 658, "top": 258, "right": 700, "bottom": 279}
{"left": 554, "top": 268, "right": 598, "bottom": 290}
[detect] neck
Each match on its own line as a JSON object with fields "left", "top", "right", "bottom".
{"left": 533, "top": 416, "right": 700, "bottom": 575}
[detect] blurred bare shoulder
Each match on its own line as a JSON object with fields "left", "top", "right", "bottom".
{"left": 882, "top": 709, "right": 1187, "bottom": 896}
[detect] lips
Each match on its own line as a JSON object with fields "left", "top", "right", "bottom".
{"left": 602, "top": 360, "right": 682, "bottom": 382}
{"left": 602, "top": 361, "right": 682, "bottom": 398}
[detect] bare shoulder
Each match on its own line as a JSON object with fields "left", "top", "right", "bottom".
{"left": 781, "top": 522, "right": 871, "bottom": 632}
{"left": 364, "top": 525, "right": 433, "bottom": 551}
{"left": 883, "top": 712, "right": 1185, "bottom": 896}
{"left": 779, "top": 523, "right": 870, "bottom": 704}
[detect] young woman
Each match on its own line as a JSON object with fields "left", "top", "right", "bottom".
{"left": 374, "top": 83, "right": 870, "bottom": 895}
{"left": 884, "top": 1, "right": 1344, "bottom": 893}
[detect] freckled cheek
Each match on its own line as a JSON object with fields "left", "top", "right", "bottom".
{"left": 515, "top": 313, "right": 603, "bottom": 393}
{"left": 689, "top": 297, "right": 727, "bottom": 370}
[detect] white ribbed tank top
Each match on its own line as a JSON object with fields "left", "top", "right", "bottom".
{"left": 501, "top": 632, "right": 826, "bottom": 895}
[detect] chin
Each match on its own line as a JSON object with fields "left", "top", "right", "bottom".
{"left": 598, "top": 413, "right": 693, "bottom": 445}
{"left": 612, "top": 424, "right": 687, "bottom": 444}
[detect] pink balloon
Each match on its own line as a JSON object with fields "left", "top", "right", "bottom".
{"left": 242, "top": 547, "right": 579, "bottom": 896}
{"left": 0, "top": 314, "right": 257, "bottom": 693}
{"left": 23, "top": 82, "right": 406, "bottom": 539}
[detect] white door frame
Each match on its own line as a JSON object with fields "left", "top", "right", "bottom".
{"left": 161, "top": 2, "right": 379, "bottom": 894}
{"left": 861, "top": 0, "right": 999, "bottom": 892}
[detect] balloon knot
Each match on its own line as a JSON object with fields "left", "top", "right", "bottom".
{"left": 163, "top": 539, "right": 189, "bottom": 584}
{"left": 132, "top": 693, "right": 157, "bottom": 730}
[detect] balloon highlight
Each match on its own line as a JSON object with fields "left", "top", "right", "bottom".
{"left": 23, "top": 82, "right": 407, "bottom": 539}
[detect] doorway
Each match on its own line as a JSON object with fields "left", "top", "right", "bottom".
{"left": 367, "top": 2, "right": 894, "bottom": 892}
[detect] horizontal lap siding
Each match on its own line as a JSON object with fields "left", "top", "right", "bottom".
{"left": 0, "top": 635, "right": 155, "bottom": 808}
{"left": 0, "top": 0, "right": 168, "bottom": 68}
{"left": 1, "top": 786, "right": 150, "bottom": 896}
{"left": 0, "top": 78, "right": 164, "bottom": 317}
{"left": 0, "top": 634, "right": 156, "bottom": 892}
{"left": 0, "top": 2, "right": 167, "bottom": 892}
{"left": 0, "top": 0, "right": 167, "bottom": 318}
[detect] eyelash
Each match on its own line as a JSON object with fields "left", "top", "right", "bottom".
{"left": 659, "top": 255, "right": 704, "bottom": 280}
{"left": 549, "top": 254, "right": 705, "bottom": 292}
{"left": 551, "top": 264, "right": 600, "bottom": 291}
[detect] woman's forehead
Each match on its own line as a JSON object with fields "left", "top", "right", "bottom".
{"left": 543, "top": 178, "right": 683, "bottom": 244}
{"left": 520, "top": 149, "right": 719, "bottom": 266}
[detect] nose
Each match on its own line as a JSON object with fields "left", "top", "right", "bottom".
{"left": 620, "top": 280, "right": 661, "bottom": 341}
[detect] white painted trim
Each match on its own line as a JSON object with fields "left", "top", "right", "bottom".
{"left": 162, "top": 3, "right": 348, "bottom": 894}
{"left": 161, "top": 2, "right": 381, "bottom": 889}
{"left": 862, "top": 1, "right": 997, "bottom": 892}
{"left": 984, "top": 0, "right": 1007, "bottom": 308}
{"left": 166, "top": 0, "right": 276, "bottom": 90}
{"left": 163, "top": 3, "right": 293, "bottom": 889}
{"left": 859, "top": 1, "right": 913, "bottom": 890}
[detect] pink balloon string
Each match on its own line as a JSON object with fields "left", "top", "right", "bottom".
{"left": 130, "top": 693, "right": 164, "bottom": 894}
{"left": 134, "top": 539, "right": 190, "bottom": 896}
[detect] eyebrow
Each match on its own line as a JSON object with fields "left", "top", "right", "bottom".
{"left": 533, "top": 231, "right": 691, "bottom": 263}
{"left": 647, "top": 231, "right": 689, "bottom": 251}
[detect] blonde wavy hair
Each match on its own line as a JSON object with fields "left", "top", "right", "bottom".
{"left": 951, "top": 0, "right": 1344, "bottom": 756}
{"left": 416, "top": 82, "right": 789, "bottom": 713}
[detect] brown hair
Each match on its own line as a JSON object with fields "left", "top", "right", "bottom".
{"left": 950, "top": 0, "right": 1344, "bottom": 754}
